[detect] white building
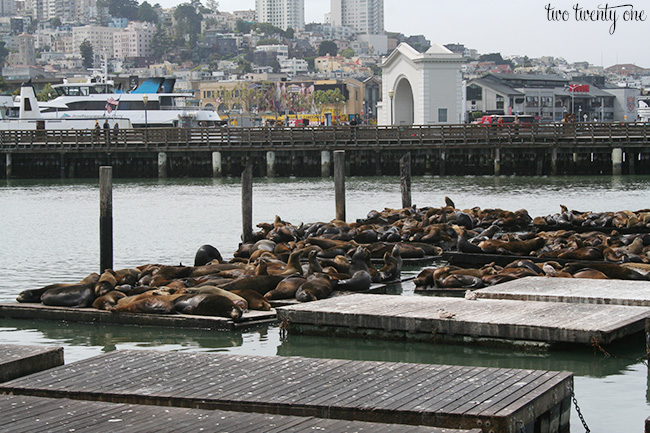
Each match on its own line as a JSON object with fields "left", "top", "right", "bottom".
{"left": 330, "top": 0, "right": 384, "bottom": 35}
{"left": 0, "top": 0, "right": 16, "bottom": 16}
{"left": 280, "top": 57, "right": 308, "bottom": 75}
{"left": 255, "top": 44, "right": 289, "bottom": 60}
{"left": 113, "top": 21, "right": 155, "bottom": 59}
{"left": 378, "top": 43, "right": 464, "bottom": 125}
{"left": 72, "top": 24, "right": 119, "bottom": 57}
{"left": 255, "top": 0, "right": 304, "bottom": 31}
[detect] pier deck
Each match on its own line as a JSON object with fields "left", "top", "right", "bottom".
{"left": 0, "top": 395, "right": 478, "bottom": 433}
{"left": 277, "top": 293, "right": 650, "bottom": 346}
{"left": 476, "top": 276, "right": 650, "bottom": 307}
{"left": 0, "top": 350, "right": 571, "bottom": 433}
{"left": 0, "top": 344, "right": 63, "bottom": 383}
{"left": 0, "top": 303, "right": 276, "bottom": 330}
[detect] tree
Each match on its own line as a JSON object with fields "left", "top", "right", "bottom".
{"left": 49, "top": 18, "right": 61, "bottom": 29}
{"left": 236, "top": 19, "right": 253, "bottom": 34}
{"left": 174, "top": 2, "right": 203, "bottom": 47}
{"left": 340, "top": 48, "right": 354, "bottom": 58}
{"left": 138, "top": 1, "right": 159, "bottom": 24}
{"left": 80, "top": 39, "right": 94, "bottom": 69}
{"left": 318, "top": 40, "right": 337, "bottom": 57}
{"left": 151, "top": 25, "right": 173, "bottom": 60}
{"left": 257, "top": 38, "right": 280, "bottom": 46}
{"left": 0, "top": 41, "right": 9, "bottom": 66}
{"left": 99, "top": 0, "right": 139, "bottom": 20}
{"left": 37, "top": 83, "right": 57, "bottom": 101}
{"left": 205, "top": 0, "right": 219, "bottom": 13}
{"left": 285, "top": 27, "right": 294, "bottom": 40}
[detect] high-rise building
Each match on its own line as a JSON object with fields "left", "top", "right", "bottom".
{"left": 255, "top": 0, "right": 304, "bottom": 31}
{"left": 330, "top": 0, "right": 384, "bottom": 35}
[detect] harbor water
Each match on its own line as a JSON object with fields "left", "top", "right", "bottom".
{"left": 1, "top": 175, "right": 649, "bottom": 432}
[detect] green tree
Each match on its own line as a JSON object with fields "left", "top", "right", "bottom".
{"left": 138, "top": 1, "right": 159, "bottom": 24}
{"left": 0, "top": 41, "right": 9, "bottom": 66}
{"left": 204, "top": 0, "right": 219, "bottom": 13}
{"left": 49, "top": 17, "right": 61, "bottom": 28}
{"left": 236, "top": 19, "right": 253, "bottom": 34}
{"left": 151, "top": 25, "right": 173, "bottom": 60}
{"left": 318, "top": 40, "right": 337, "bottom": 56}
{"left": 174, "top": 2, "right": 203, "bottom": 47}
{"left": 99, "top": 0, "right": 139, "bottom": 20}
{"left": 285, "top": 27, "right": 294, "bottom": 40}
{"left": 37, "top": 83, "right": 57, "bottom": 101}
{"left": 340, "top": 48, "right": 354, "bottom": 58}
{"left": 80, "top": 39, "right": 94, "bottom": 69}
{"left": 257, "top": 38, "right": 280, "bottom": 46}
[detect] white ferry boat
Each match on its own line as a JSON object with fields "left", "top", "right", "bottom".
{"left": 38, "top": 72, "right": 221, "bottom": 128}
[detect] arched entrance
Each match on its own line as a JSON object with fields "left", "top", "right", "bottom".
{"left": 394, "top": 78, "right": 414, "bottom": 125}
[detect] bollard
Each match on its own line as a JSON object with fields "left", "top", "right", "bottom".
{"left": 99, "top": 166, "right": 113, "bottom": 273}
{"left": 266, "top": 151, "right": 276, "bottom": 178}
{"left": 212, "top": 151, "right": 222, "bottom": 178}
{"left": 400, "top": 153, "right": 411, "bottom": 209}
{"left": 5, "top": 153, "right": 11, "bottom": 179}
{"left": 158, "top": 152, "right": 167, "bottom": 178}
{"left": 612, "top": 148, "right": 623, "bottom": 175}
{"left": 241, "top": 159, "right": 253, "bottom": 243}
{"left": 321, "top": 150, "right": 331, "bottom": 177}
{"left": 334, "top": 150, "right": 346, "bottom": 221}
{"left": 494, "top": 148, "right": 501, "bottom": 176}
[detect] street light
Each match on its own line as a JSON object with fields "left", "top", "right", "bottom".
{"left": 388, "top": 89, "right": 394, "bottom": 125}
{"left": 142, "top": 94, "right": 148, "bottom": 129}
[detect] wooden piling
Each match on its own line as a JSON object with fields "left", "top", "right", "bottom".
{"left": 439, "top": 149, "right": 446, "bottom": 176}
{"left": 334, "top": 150, "right": 345, "bottom": 221}
{"left": 99, "top": 166, "right": 113, "bottom": 273}
{"left": 158, "top": 152, "right": 167, "bottom": 178}
{"left": 212, "top": 151, "right": 221, "bottom": 178}
{"left": 400, "top": 152, "right": 411, "bottom": 208}
{"left": 494, "top": 147, "right": 501, "bottom": 176}
{"left": 628, "top": 150, "right": 636, "bottom": 175}
{"left": 320, "top": 150, "right": 331, "bottom": 177}
{"left": 241, "top": 159, "right": 253, "bottom": 243}
{"left": 59, "top": 153, "right": 66, "bottom": 179}
{"left": 612, "top": 147, "right": 623, "bottom": 175}
{"left": 551, "top": 147, "right": 558, "bottom": 176}
{"left": 266, "top": 151, "right": 276, "bottom": 178}
{"left": 5, "top": 153, "right": 11, "bottom": 179}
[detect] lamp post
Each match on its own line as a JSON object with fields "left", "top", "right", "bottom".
{"left": 388, "top": 89, "right": 394, "bottom": 125}
{"left": 142, "top": 95, "right": 148, "bottom": 129}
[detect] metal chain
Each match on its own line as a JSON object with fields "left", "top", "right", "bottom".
{"left": 572, "top": 389, "right": 591, "bottom": 433}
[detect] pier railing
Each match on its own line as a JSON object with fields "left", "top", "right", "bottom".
{"left": 1, "top": 122, "right": 649, "bottom": 153}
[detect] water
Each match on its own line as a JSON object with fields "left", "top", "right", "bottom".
{"left": 1, "top": 175, "right": 650, "bottom": 432}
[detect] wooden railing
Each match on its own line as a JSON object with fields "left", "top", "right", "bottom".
{"left": 1, "top": 123, "right": 649, "bottom": 153}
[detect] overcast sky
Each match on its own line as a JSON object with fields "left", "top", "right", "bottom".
{"left": 156, "top": 0, "right": 649, "bottom": 67}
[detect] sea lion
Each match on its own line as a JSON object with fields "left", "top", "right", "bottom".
{"left": 306, "top": 250, "right": 323, "bottom": 275}
{"left": 413, "top": 268, "right": 435, "bottom": 288}
{"left": 92, "top": 290, "right": 126, "bottom": 310}
{"left": 110, "top": 294, "right": 175, "bottom": 314}
{"left": 440, "top": 274, "right": 484, "bottom": 289}
{"left": 231, "top": 289, "right": 272, "bottom": 311}
{"left": 572, "top": 268, "right": 609, "bottom": 279}
{"left": 349, "top": 246, "right": 370, "bottom": 275}
{"left": 184, "top": 294, "right": 243, "bottom": 320}
{"left": 279, "top": 250, "right": 303, "bottom": 276}
{"left": 295, "top": 273, "right": 334, "bottom": 302}
{"left": 336, "top": 270, "right": 371, "bottom": 292}
{"left": 264, "top": 275, "right": 308, "bottom": 300}
{"left": 114, "top": 268, "right": 140, "bottom": 286}
{"left": 17, "top": 283, "right": 68, "bottom": 303}
{"left": 562, "top": 262, "right": 646, "bottom": 280}
{"left": 95, "top": 269, "right": 118, "bottom": 297}
{"left": 41, "top": 283, "right": 96, "bottom": 308}
{"left": 378, "top": 245, "right": 402, "bottom": 282}
{"left": 194, "top": 244, "right": 224, "bottom": 266}
{"left": 457, "top": 229, "right": 483, "bottom": 254}
{"left": 218, "top": 275, "right": 285, "bottom": 295}
{"left": 478, "top": 237, "right": 545, "bottom": 255}
{"left": 187, "top": 285, "right": 248, "bottom": 310}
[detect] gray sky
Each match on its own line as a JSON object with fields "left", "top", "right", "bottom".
{"left": 157, "top": 0, "right": 649, "bottom": 67}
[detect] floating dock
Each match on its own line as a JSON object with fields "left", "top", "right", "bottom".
{"left": 476, "top": 276, "right": 650, "bottom": 307}
{"left": 0, "top": 394, "right": 478, "bottom": 433}
{"left": 0, "top": 303, "right": 276, "bottom": 330}
{"left": 0, "top": 344, "right": 63, "bottom": 383}
{"left": 0, "top": 349, "right": 571, "bottom": 433}
{"left": 277, "top": 293, "right": 650, "bottom": 347}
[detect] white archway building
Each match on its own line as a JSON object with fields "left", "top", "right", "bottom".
{"left": 378, "top": 43, "right": 464, "bottom": 125}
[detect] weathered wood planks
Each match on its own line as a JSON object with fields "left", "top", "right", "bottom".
{"left": 277, "top": 293, "right": 650, "bottom": 345}
{"left": 476, "top": 276, "right": 650, "bottom": 307}
{"left": 0, "top": 344, "right": 64, "bottom": 383}
{"left": 0, "top": 350, "right": 571, "bottom": 433}
{"left": 0, "top": 303, "right": 276, "bottom": 330}
{"left": 0, "top": 394, "right": 479, "bottom": 433}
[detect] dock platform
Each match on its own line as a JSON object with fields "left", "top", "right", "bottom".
{"left": 0, "top": 394, "right": 478, "bottom": 433}
{"left": 0, "top": 350, "right": 571, "bottom": 433}
{"left": 0, "top": 303, "right": 276, "bottom": 330}
{"left": 277, "top": 293, "right": 650, "bottom": 346}
{"left": 476, "top": 276, "right": 650, "bottom": 307}
{"left": 0, "top": 344, "right": 63, "bottom": 383}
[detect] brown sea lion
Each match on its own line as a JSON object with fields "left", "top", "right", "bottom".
{"left": 110, "top": 294, "right": 175, "bottom": 314}
{"left": 478, "top": 237, "right": 545, "bottom": 255}
{"left": 114, "top": 268, "right": 140, "bottom": 286}
{"left": 92, "top": 290, "right": 126, "bottom": 310}
{"left": 457, "top": 229, "right": 483, "bottom": 254}
{"left": 187, "top": 285, "right": 248, "bottom": 310}
{"left": 231, "top": 289, "right": 271, "bottom": 311}
{"left": 279, "top": 250, "right": 303, "bottom": 276}
{"left": 192, "top": 294, "right": 243, "bottom": 320}
{"left": 17, "top": 283, "right": 68, "bottom": 303}
{"left": 440, "top": 274, "right": 484, "bottom": 289}
{"left": 336, "top": 270, "right": 371, "bottom": 292}
{"left": 562, "top": 262, "right": 646, "bottom": 280}
{"left": 306, "top": 250, "right": 323, "bottom": 275}
{"left": 194, "top": 244, "right": 223, "bottom": 266}
{"left": 572, "top": 268, "right": 609, "bottom": 279}
{"left": 413, "top": 268, "right": 435, "bottom": 288}
{"left": 264, "top": 275, "right": 308, "bottom": 300}
{"left": 218, "top": 275, "right": 286, "bottom": 295}
{"left": 295, "top": 273, "right": 334, "bottom": 302}
{"left": 41, "top": 283, "right": 96, "bottom": 308}
{"left": 379, "top": 245, "right": 402, "bottom": 282}
{"left": 190, "top": 263, "right": 248, "bottom": 277}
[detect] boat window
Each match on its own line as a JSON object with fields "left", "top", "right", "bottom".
{"left": 68, "top": 101, "right": 110, "bottom": 110}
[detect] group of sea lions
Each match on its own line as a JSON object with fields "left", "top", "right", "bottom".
{"left": 533, "top": 205, "right": 650, "bottom": 229}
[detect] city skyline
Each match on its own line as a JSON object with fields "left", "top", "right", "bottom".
{"left": 154, "top": 0, "right": 649, "bottom": 68}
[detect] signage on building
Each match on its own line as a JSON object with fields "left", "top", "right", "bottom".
{"left": 568, "top": 84, "right": 590, "bottom": 93}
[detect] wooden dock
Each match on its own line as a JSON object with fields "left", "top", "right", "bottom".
{"left": 0, "top": 303, "right": 276, "bottom": 330}
{"left": 476, "top": 276, "right": 650, "bottom": 307}
{"left": 0, "top": 344, "right": 63, "bottom": 383}
{"left": 0, "top": 394, "right": 478, "bottom": 433}
{"left": 0, "top": 349, "right": 571, "bottom": 433}
{"left": 277, "top": 293, "right": 650, "bottom": 346}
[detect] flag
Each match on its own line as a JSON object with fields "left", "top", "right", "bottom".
{"left": 105, "top": 97, "right": 119, "bottom": 113}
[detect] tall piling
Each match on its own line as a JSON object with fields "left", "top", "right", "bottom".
{"left": 99, "top": 166, "right": 113, "bottom": 273}
{"left": 334, "top": 150, "right": 346, "bottom": 221}
{"left": 321, "top": 150, "right": 331, "bottom": 177}
{"left": 439, "top": 149, "right": 446, "bottom": 176}
{"left": 212, "top": 151, "right": 222, "bottom": 178}
{"left": 241, "top": 159, "right": 253, "bottom": 243}
{"left": 59, "top": 153, "right": 66, "bottom": 179}
{"left": 5, "top": 153, "right": 11, "bottom": 179}
{"left": 551, "top": 147, "right": 558, "bottom": 176}
{"left": 494, "top": 148, "right": 501, "bottom": 176}
{"left": 400, "top": 153, "right": 412, "bottom": 209}
{"left": 628, "top": 150, "right": 636, "bottom": 175}
{"left": 158, "top": 152, "right": 167, "bottom": 178}
{"left": 266, "top": 151, "right": 276, "bottom": 178}
{"left": 612, "top": 148, "right": 623, "bottom": 175}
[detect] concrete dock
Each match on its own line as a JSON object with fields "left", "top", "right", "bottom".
{"left": 277, "top": 293, "right": 650, "bottom": 347}
{"left": 0, "top": 349, "right": 571, "bottom": 433}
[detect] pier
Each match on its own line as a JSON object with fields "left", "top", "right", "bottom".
{"left": 0, "top": 348, "right": 572, "bottom": 433}
{"left": 0, "top": 345, "right": 63, "bottom": 383}
{"left": 277, "top": 293, "right": 650, "bottom": 348}
{"left": 2, "top": 123, "right": 650, "bottom": 178}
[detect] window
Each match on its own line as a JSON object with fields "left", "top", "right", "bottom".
{"left": 438, "top": 108, "right": 448, "bottom": 123}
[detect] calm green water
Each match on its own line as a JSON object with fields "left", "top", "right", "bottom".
{"left": 1, "top": 175, "right": 650, "bottom": 432}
